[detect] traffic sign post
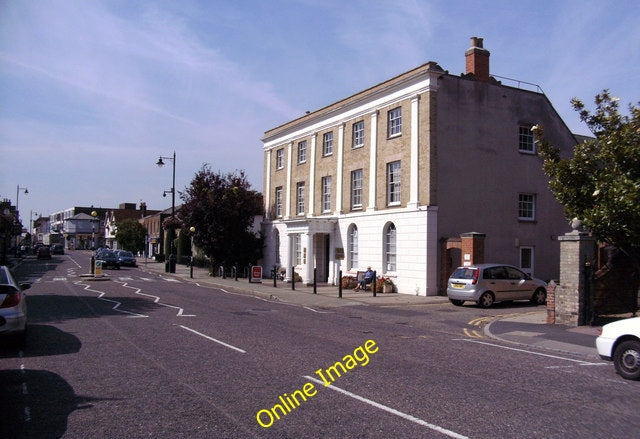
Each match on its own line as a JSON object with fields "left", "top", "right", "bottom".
{"left": 250, "top": 266, "right": 262, "bottom": 283}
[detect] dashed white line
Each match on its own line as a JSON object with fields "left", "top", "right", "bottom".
{"left": 178, "top": 325, "right": 246, "bottom": 353}
{"left": 303, "top": 376, "right": 468, "bottom": 438}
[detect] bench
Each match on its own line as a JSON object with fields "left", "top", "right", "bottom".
{"left": 356, "top": 270, "right": 375, "bottom": 292}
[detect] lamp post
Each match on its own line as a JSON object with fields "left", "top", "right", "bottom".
{"left": 189, "top": 226, "right": 195, "bottom": 278}
{"left": 91, "top": 210, "right": 98, "bottom": 250}
{"left": 30, "top": 211, "right": 39, "bottom": 251}
{"left": 15, "top": 185, "right": 28, "bottom": 256}
{"left": 156, "top": 151, "right": 176, "bottom": 273}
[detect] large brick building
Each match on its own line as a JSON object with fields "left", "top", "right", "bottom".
{"left": 260, "top": 37, "right": 577, "bottom": 296}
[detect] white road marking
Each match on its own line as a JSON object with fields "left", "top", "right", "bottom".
{"left": 303, "top": 376, "right": 468, "bottom": 438}
{"left": 74, "top": 281, "right": 148, "bottom": 318}
{"left": 163, "top": 277, "right": 181, "bottom": 283}
{"left": 457, "top": 339, "right": 600, "bottom": 365}
{"left": 179, "top": 325, "right": 246, "bottom": 353}
{"left": 115, "top": 281, "right": 196, "bottom": 317}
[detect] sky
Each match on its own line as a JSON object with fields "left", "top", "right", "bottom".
{"left": 1, "top": 0, "right": 639, "bottom": 225}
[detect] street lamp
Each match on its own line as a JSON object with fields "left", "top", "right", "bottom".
{"left": 189, "top": 226, "right": 195, "bottom": 278}
{"left": 16, "top": 185, "right": 28, "bottom": 218}
{"left": 30, "top": 211, "right": 39, "bottom": 248}
{"left": 156, "top": 151, "right": 176, "bottom": 273}
{"left": 15, "top": 185, "right": 28, "bottom": 256}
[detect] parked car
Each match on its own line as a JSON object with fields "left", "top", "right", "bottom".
{"left": 51, "top": 244, "right": 65, "bottom": 255}
{"left": 446, "top": 263, "right": 547, "bottom": 308}
{"left": 595, "top": 316, "right": 640, "bottom": 381}
{"left": 36, "top": 246, "right": 52, "bottom": 260}
{"left": 0, "top": 265, "right": 31, "bottom": 346}
{"left": 97, "top": 250, "right": 120, "bottom": 269}
{"left": 115, "top": 250, "right": 137, "bottom": 267}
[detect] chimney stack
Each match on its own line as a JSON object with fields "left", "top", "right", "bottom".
{"left": 465, "top": 37, "right": 490, "bottom": 82}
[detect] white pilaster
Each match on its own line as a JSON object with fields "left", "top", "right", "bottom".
{"left": 305, "top": 232, "right": 314, "bottom": 283}
{"left": 409, "top": 95, "right": 420, "bottom": 208}
{"left": 285, "top": 142, "right": 293, "bottom": 219}
{"left": 308, "top": 134, "right": 317, "bottom": 217}
{"left": 367, "top": 111, "right": 378, "bottom": 211}
{"left": 335, "top": 124, "right": 344, "bottom": 215}
{"left": 265, "top": 149, "right": 272, "bottom": 219}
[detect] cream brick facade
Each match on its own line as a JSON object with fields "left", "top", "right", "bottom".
{"left": 261, "top": 38, "right": 576, "bottom": 296}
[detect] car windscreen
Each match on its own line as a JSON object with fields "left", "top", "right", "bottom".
{"left": 450, "top": 268, "right": 477, "bottom": 279}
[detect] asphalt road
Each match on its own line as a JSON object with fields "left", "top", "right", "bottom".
{"left": 1, "top": 253, "right": 638, "bottom": 438}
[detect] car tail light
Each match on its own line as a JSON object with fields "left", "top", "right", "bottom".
{"left": 1, "top": 292, "right": 21, "bottom": 308}
{"left": 471, "top": 269, "right": 480, "bottom": 285}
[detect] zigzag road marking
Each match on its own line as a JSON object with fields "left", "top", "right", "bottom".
{"left": 74, "top": 281, "right": 147, "bottom": 318}
{"left": 114, "top": 280, "right": 196, "bottom": 317}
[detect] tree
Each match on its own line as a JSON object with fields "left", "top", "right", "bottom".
{"left": 179, "top": 165, "right": 264, "bottom": 269}
{"left": 115, "top": 219, "right": 147, "bottom": 253}
{"left": 535, "top": 90, "right": 640, "bottom": 267}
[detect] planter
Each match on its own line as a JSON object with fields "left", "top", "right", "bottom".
{"left": 382, "top": 284, "right": 393, "bottom": 293}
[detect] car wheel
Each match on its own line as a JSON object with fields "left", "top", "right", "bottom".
{"left": 613, "top": 340, "right": 640, "bottom": 380}
{"left": 477, "top": 292, "right": 494, "bottom": 308}
{"left": 449, "top": 299, "right": 464, "bottom": 306}
{"left": 530, "top": 288, "right": 547, "bottom": 305}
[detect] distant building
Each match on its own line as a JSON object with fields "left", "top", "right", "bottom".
{"left": 138, "top": 206, "right": 178, "bottom": 258}
{"left": 261, "top": 37, "right": 579, "bottom": 296}
{"left": 47, "top": 203, "right": 154, "bottom": 250}
{"left": 105, "top": 202, "right": 159, "bottom": 249}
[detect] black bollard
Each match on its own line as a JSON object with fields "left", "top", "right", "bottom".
{"left": 313, "top": 268, "right": 317, "bottom": 294}
{"left": 273, "top": 267, "right": 277, "bottom": 287}
{"left": 338, "top": 270, "right": 342, "bottom": 298}
{"left": 291, "top": 266, "right": 295, "bottom": 291}
{"left": 372, "top": 270, "right": 377, "bottom": 297}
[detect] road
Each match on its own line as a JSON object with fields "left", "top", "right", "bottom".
{"left": 1, "top": 252, "right": 637, "bottom": 438}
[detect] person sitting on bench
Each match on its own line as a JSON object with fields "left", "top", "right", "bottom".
{"left": 355, "top": 267, "right": 374, "bottom": 291}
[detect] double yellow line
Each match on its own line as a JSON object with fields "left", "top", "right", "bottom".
{"left": 463, "top": 316, "right": 492, "bottom": 338}
{"left": 463, "top": 312, "right": 534, "bottom": 338}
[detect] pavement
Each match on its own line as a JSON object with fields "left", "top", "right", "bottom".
{"left": 134, "top": 259, "right": 605, "bottom": 359}
{"left": 7, "top": 254, "right": 605, "bottom": 359}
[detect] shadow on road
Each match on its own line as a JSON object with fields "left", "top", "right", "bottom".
{"left": 0, "top": 325, "right": 81, "bottom": 359}
{"left": 0, "top": 369, "right": 118, "bottom": 439}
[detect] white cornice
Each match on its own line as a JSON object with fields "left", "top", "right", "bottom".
{"left": 263, "top": 70, "right": 441, "bottom": 150}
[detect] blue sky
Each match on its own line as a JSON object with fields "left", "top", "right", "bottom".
{"left": 1, "top": 0, "right": 638, "bottom": 222}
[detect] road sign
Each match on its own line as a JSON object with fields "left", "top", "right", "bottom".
{"left": 250, "top": 266, "right": 262, "bottom": 283}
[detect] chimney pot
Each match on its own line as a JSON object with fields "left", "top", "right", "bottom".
{"left": 465, "top": 36, "right": 490, "bottom": 82}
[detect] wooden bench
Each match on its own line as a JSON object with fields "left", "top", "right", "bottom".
{"left": 356, "top": 270, "right": 375, "bottom": 292}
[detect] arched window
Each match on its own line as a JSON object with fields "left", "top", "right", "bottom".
{"left": 384, "top": 223, "right": 396, "bottom": 272}
{"left": 348, "top": 224, "right": 358, "bottom": 270}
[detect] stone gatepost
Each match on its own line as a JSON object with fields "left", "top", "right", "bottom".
{"left": 554, "top": 220, "right": 597, "bottom": 326}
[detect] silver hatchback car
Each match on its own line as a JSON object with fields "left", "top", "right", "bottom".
{"left": 0, "top": 265, "right": 31, "bottom": 345}
{"left": 447, "top": 263, "right": 547, "bottom": 308}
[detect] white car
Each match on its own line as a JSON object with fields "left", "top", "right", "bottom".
{"left": 0, "top": 265, "right": 31, "bottom": 346}
{"left": 595, "top": 316, "right": 640, "bottom": 380}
